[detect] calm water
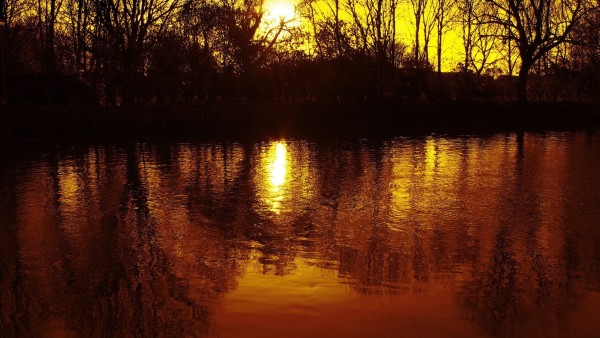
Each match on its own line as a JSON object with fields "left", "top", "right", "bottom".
{"left": 1, "top": 132, "right": 600, "bottom": 337}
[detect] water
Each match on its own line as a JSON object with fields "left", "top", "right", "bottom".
{"left": 1, "top": 132, "right": 600, "bottom": 337}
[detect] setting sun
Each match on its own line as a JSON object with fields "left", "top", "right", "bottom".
{"left": 265, "top": 0, "right": 296, "bottom": 22}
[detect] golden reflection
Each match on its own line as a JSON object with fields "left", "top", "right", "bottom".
{"left": 386, "top": 138, "right": 463, "bottom": 227}
{"left": 270, "top": 142, "right": 288, "bottom": 188}
{"left": 253, "top": 140, "right": 316, "bottom": 221}
{"left": 424, "top": 137, "right": 437, "bottom": 181}
{"left": 58, "top": 162, "right": 81, "bottom": 211}
{"left": 387, "top": 145, "right": 413, "bottom": 225}
{"left": 264, "top": 141, "right": 290, "bottom": 215}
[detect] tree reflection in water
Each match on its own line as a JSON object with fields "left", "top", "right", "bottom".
{"left": 1, "top": 132, "right": 600, "bottom": 337}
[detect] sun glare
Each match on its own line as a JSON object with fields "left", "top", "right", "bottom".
{"left": 265, "top": 0, "right": 296, "bottom": 22}
{"left": 270, "top": 142, "right": 288, "bottom": 188}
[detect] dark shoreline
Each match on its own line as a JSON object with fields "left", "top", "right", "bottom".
{"left": 2, "top": 100, "right": 600, "bottom": 143}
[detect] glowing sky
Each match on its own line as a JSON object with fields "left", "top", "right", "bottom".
{"left": 264, "top": 0, "right": 493, "bottom": 73}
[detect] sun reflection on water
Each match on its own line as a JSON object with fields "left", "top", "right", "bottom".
{"left": 58, "top": 162, "right": 82, "bottom": 212}
{"left": 270, "top": 142, "right": 288, "bottom": 188}
{"left": 264, "top": 141, "right": 289, "bottom": 215}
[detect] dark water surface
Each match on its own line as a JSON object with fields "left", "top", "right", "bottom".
{"left": 1, "top": 132, "right": 600, "bottom": 337}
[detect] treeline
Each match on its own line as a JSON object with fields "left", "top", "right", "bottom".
{"left": 0, "top": 0, "right": 599, "bottom": 106}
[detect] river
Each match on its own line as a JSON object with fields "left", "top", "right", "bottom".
{"left": 1, "top": 131, "right": 599, "bottom": 337}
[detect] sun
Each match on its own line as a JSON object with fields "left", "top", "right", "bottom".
{"left": 264, "top": 0, "right": 296, "bottom": 23}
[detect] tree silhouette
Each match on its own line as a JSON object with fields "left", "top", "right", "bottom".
{"left": 435, "top": 0, "right": 456, "bottom": 73}
{"left": 37, "top": 0, "right": 63, "bottom": 103}
{"left": 483, "top": 0, "right": 588, "bottom": 101}
{"left": 93, "top": 0, "right": 180, "bottom": 104}
{"left": 2, "top": 0, "right": 29, "bottom": 27}
{"left": 221, "top": 0, "right": 290, "bottom": 74}
{"left": 1, "top": 0, "right": 599, "bottom": 105}
{"left": 65, "top": 0, "right": 93, "bottom": 75}
{"left": 409, "top": 0, "right": 429, "bottom": 63}
{"left": 471, "top": 3, "right": 502, "bottom": 75}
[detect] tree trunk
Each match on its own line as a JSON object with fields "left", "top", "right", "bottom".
{"left": 437, "top": 20, "right": 442, "bottom": 74}
{"left": 517, "top": 62, "right": 530, "bottom": 102}
{"left": 415, "top": 13, "right": 421, "bottom": 62}
{"left": 415, "top": 29, "right": 420, "bottom": 62}
{"left": 123, "top": 45, "right": 137, "bottom": 106}
{"left": 334, "top": 0, "right": 340, "bottom": 57}
{"left": 0, "top": 24, "right": 6, "bottom": 105}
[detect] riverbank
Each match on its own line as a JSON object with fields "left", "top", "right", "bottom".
{"left": 1, "top": 100, "right": 599, "bottom": 142}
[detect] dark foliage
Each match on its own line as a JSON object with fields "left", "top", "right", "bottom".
{"left": 0, "top": 0, "right": 598, "bottom": 107}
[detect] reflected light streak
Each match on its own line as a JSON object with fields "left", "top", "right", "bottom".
{"left": 268, "top": 142, "right": 288, "bottom": 214}
{"left": 424, "top": 138, "right": 437, "bottom": 183}
{"left": 58, "top": 162, "right": 81, "bottom": 212}
{"left": 270, "top": 142, "right": 287, "bottom": 187}
{"left": 388, "top": 145, "right": 413, "bottom": 224}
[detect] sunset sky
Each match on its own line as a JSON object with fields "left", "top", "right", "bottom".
{"left": 263, "top": 0, "right": 474, "bottom": 72}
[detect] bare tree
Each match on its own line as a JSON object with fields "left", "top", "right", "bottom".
{"left": 568, "top": 5, "right": 600, "bottom": 69}
{"left": 34, "top": 0, "right": 66, "bottom": 104}
{"left": 66, "top": 0, "right": 93, "bottom": 74}
{"left": 180, "top": 0, "right": 219, "bottom": 51}
{"left": 435, "top": 0, "right": 456, "bottom": 73}
{"left": 301, "top": 0, "right": 397, "bottom": 63}
{"left": 345, "top": 0, "right": 369, "bottom": 52}
{"left": 296, "top": 0, "right": 320, "bottom": 56}
{"left": 326, "top": 0, "right": 345, "bottom": 57}
{"left": 458, "top": 0, "right": 476, "bottom": 72}
{"left": 93, "top": 0, "right": 181, "bottom": 104}
{"left": 2, "top": 0, "right": 32, "bottom": 27}
{"left": 409, "top": 0, "right": 428, "bottom": 62}
{"left": 1, "top": 0, "right": 33, "bottom": 104}
{"left": 421, "top": 0, "right": 438, "bottom": 62}
{"left": 363, "top": 0, "right": 399, "bottom": 93}
{"left": 483, "top": 0, "right": 588, "bottom": 101}
{"left": 470, "top": 3, "right": 502, "bottom": 74}
{"left": 37, "top": 0, "right": 64, "bottom": 74}
{"left": 348, "top": 0, "right": 398, "bottom": 62}
{"left": 499, "top": 28, "right": 518, "bottom": 75}
{"left": 220, "top": 0, "right": 291, "bottom": 74}
{"left": 297, "top": 0, "right": 350, "bottom": 58}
